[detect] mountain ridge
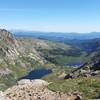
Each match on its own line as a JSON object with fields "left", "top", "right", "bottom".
{"left": 12, "top": 30, "right": 100, "bottom": 40}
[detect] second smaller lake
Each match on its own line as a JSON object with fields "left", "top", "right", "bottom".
{"left": 21, "top": 69, "right": 52, "bottom": 80}
{"left": 65, "top": 62, "right": 82, "bottom": 67}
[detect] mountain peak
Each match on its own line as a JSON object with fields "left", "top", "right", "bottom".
{"left": 0, "top": 29, "right": 13, "bottom": 38}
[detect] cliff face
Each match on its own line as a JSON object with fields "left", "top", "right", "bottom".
{"left": 0, "top": 29, "right": 19, "bottom": 60}
{"left": 0, "top": 29, "right": 45, "bottom": 64}
{"left": 0, "top": 29, "right": 19, "bottom": 78}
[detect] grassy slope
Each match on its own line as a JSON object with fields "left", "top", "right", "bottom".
{"left": 36, "top": 41, "right": 87, "bottom": 66}
{"left": 43, "top": 68, "right": 100, "bottom": 100}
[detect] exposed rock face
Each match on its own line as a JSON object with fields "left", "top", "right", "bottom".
{"left": 0, "top": 29, "right": 47, "bottom": 89}
{"left": 0, "top": 29, "right": 46, "bottom": 65}
{"left": 0, "top": 68, "right": 12, "bottom": 76}
{"left": 4, "top": 79, "right": 62, "bottom": 100}
{"left": 81, "top": 52, "right": 100, "bottom": 76}
{"left": 65, "top": 52, "right": 100, "bottom": 79}
{"left": 0, "top": 29, "right": 19, "bottom": 59}
{"left": 0, "top": 79, "right": 82, "bottom": 100}
{"left": 0, "top": 30, "right": 46, "bottom": 66}
{"left": 17, "top": 79, "right": 49, "bottom": 86}
{"left": 0, "top": 91, "right": 5, "bottom": 100}
{"left": 88, "top": 52, "right": 100, "bottom": 71}
{"left": 17, "top": 79, "right": 31, "bottom": 85}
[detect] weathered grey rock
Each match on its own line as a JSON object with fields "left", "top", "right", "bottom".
{"left": 4, "top": 79, "right": 73, "bottom": 100}
{"left": 58, "top": 72, "right": 66, "bottom": 79}
{"left": 91, "top": 71, "right": 100, "bottom": 76}
{"left": 64, "top": 74, "right": 74, "bottom": 79}
{"left": 75, "top": 95, "right": 82, "bottom": 100}
{"left": 0, "top": 91, "right": 5, "bottom": 100}
{"left": 0, "top": 96, "right": 5, "bottom": 100}
{"left": 0, "top": 68, "right": 12, "bottom": 76}
{"left": 31, "top": 79, "right": 49, "bottom": 86}
{"left": 17, "top": 79, "right": 31, "bottom": 85}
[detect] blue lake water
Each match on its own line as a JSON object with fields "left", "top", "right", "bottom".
{"left": 21, "top": 62, "right": 82, "bottom": 80}
{"left": 21, "top": 69, "right": 52, "bottom": 80}
{"left": 65, "top": 62, "right": 82, "bottom": 67}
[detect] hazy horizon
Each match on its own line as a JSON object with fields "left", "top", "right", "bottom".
{"left": 0, "top": 0, "right": 100, "bottom": 33}
{"left": 9, "top": 29, "right": 99, "bottom": 34}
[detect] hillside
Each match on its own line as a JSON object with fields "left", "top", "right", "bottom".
{"left": 66, "top": 38, "right": 100, "bottom": 54}
{"left": 0, "top": 29, "right": 85, "bottom": 90}
{"left": 17, "top": 36, "right": 85, "bottom": 66}
{"left": 0, "top": 29, "right": 47, "bottom": 90}
{"left": 0, "top": 29, "right": 100, "bottom": 99}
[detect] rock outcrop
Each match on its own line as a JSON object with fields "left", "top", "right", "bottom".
{"left": 0, "top": 29, "right": 46, "bottom": 66}
{"left": 0, "top": 79, "right": 82, "bottom": 100}
{"left": 65, "top": 52, "right": 100, "bottom": 79}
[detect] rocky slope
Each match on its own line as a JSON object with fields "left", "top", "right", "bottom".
{"left": 0, "top": 79, "right": 82, "bottom": 100}
{"left": 0, "top": 29, "right": 44, "bottom": 69}
{"left": 65, "top": 51, "right": 100, "bottom": 79}
{"left": 0, "top": 29, "right": 47, "bottom": 90}
{"left": 64, "top": 38, "right": 100, "bottom": 79}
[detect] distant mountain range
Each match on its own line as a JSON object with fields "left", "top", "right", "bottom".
{"left": 12, "top": 30, "right": 100, "bottom": 40}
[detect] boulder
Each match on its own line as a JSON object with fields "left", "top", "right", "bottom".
{"left": 0, "top": 91, "right": 5, "bottom": 100}
{"left": 91, "top": 71, "right": 100, "bottom": 76}
{"left": 17, "top": 79, "right": 31, "bottom": 85}
{"left": 58, "top": 72, "right": 66, "bottom": 78}
{"left": 64, "top": 74, "right": 73, "bottom": 79}
{"left": 31, "top": 79, "right": 49, "bottom": 86}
